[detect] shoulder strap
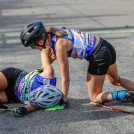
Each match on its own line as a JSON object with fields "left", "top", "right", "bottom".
{"left": 24, "top": 68, "right": 42, "bottom": 81}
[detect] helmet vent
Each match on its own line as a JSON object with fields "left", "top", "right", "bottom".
{"left": 48, "top": 96, "right": 54, "bottom": 99}
{"left": 45, "top": 101, "right": 51, "bottom": 103}
{"left": 27, "top": 23, "right": 33, "bottom": 28}
{"left": 28, "top": 28, "right": 34, "bottom": 33}
{"left": 34, "top": 30, "right": 40, "bottom": 35}
{"left": 49, "top": 89, "right": 56, "bottom": 92}
{"left": 43, "top": 93, "right": 49, "bottom": 97}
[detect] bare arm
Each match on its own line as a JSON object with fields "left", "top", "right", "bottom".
{"left": 49, "top": 51, "right": 57, "bottom": 64}
{"left": 25, "top": 104, "right": 37, "bottom": 112}
{"left": 41, "top": 47, "right": 51, "bottom": 68}
{"left": 55, "top": 39, "right": 70, "bottom": 101}
{"left": 42, "top": 47, "right": 56, "bottom": 65}
{"left": 40, "top": 47, "right": 55, "bottom": 78}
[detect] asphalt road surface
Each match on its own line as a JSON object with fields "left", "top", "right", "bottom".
{"left": 0, "top": 0, "right": 134, "bottom": 134}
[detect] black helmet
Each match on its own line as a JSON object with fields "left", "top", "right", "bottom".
{"left": 20, "top": 22, "right": 46, "bottom": 47}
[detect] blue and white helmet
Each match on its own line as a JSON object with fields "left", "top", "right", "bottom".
{"left": 29, "top": 85, "right": 62, "bottom": 108}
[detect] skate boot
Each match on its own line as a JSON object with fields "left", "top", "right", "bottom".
{"left": 112, "top": 90, "right": 134, "bottom": 103}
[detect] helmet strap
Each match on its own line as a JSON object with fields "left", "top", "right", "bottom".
{"left": 41, "top": 33, "right": 48, "bottom": 49}
{"left": 42, "top": 35, "right": 47, "bottom": 49}
{"left": 32, "top": 33, "right": 48, "bottom": 49}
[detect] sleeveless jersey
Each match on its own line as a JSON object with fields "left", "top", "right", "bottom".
{"left": 51, "top": 28, "right": 96, "bottom": 60}
{"left": 16, "top": 69, "right": 56, "bottom": 104}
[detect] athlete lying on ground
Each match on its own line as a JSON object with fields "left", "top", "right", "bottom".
{"left": 0, "top": 47, "right": 63, "bottom": 117}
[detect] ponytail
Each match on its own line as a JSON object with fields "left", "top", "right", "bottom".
{"left": 46, "top": 27, "right": 68, "bottom": 37}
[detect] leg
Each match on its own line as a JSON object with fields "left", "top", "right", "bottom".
{"left": 0, "top": 91, "right": 8, "bottom": 103}
{"left": 0, "top": 68, "right": 23, "bottom": 103}
{"left": 0, "top": 72, "right": 8, "bottom": 91}
{"left": 0, "top": 72, "right": 8, "bottom": 103}
{"left": 87, "top": 73, "right": 111, "bottom": 103}
{"left": 107, "top": 63, "right": 134, "bottom": 91}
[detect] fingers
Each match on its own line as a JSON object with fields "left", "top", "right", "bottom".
{"left": 41, "top": 46, "right": 52, "bottom": 56}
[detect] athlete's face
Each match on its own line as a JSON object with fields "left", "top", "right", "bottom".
{"left": 32, "top": 34, "right": 52, "bottom": 50}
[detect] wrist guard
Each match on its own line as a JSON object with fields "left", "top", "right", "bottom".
{"left": 59, "top": 99, "right": 70, "bottom": 108}
{"left": 14, "top": 107, "right": 27, "bottom": 117}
